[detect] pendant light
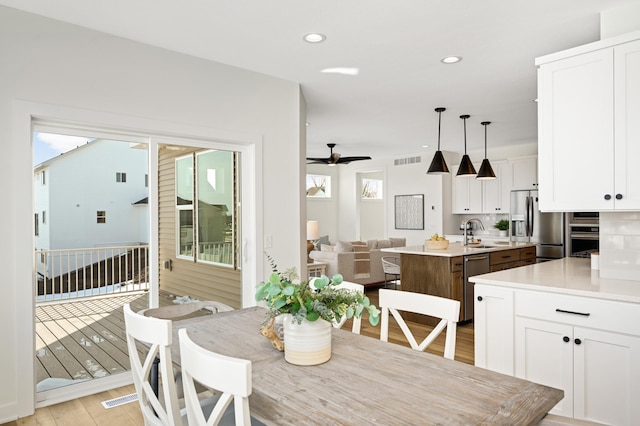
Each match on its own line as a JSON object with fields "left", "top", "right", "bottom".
{"left": 427, "top": 107, "right": 450, "bottom": 174}
{"left": 456, "top": 114, "right": 477, "bottom": 177}
{"left": 476, "top": 121, "right": 496, "bottom": 180}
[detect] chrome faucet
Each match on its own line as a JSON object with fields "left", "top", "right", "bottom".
{"left": 462, "top": 218, "right": 485, "bottom": 246}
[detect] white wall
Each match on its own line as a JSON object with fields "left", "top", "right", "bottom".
{"left": 1, "top": 6, "right": 304, "bottom": 421}
{"left": 358, "top": 170, "right": 385, "bottom": 241}
{"left": 306, "top": 164, "right": 340, "bottom": 242}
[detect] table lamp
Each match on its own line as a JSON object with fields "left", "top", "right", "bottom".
{"left": 306, "top": 220, "right": 319, "bottom": 263}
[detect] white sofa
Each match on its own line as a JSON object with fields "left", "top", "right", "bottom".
{"left": 309, "top": 238, "right": 405, "bottom": 286}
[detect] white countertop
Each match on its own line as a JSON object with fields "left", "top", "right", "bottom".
{"left": 471, "top": 257, "right": 640, "bottom": 304}
{"left": 381, "top": 241, "right": 536, "bottom": 258}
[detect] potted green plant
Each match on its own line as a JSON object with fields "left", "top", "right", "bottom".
{"left": 494, "top": 219, "right": 510, "bottom": 236}
{"left": 255, "top": 258, "right": 380, "bottom": 365}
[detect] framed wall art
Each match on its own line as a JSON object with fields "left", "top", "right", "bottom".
{"left": 394, "top": 194, "right": 424, "bottom": 230}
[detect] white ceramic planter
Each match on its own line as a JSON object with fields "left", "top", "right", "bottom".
{"left": 282, "top": 315, "right": 332, "bottom": 366}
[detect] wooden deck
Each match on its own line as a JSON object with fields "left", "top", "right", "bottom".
{"left": 34, "top": 288, "right": 474, "bottom": 390}
{"left": 35, "top": 291, "right": 174, "bottom": 387}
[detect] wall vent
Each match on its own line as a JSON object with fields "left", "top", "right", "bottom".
{"left": 101, "top": 393, "right": 138, "bottom": 409}
{"left": 394, "top": 156, "right": 422, "bottom": 166}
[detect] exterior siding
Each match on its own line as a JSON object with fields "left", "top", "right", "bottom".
{"left": 158, "top": 146, "right": 241, "bottom": 308}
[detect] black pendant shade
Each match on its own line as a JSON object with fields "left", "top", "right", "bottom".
{"left": 476, "top": 121, "right": 496, "bottom": 180}
{"left": 456, "top": 115, "right": 477, "bottom": 177}
{"left": 427, "top": 107, "right": 450, "bottom": 174}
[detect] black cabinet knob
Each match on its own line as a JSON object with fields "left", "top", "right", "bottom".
{"left": 563, "top": 336, "right": 570, "bottom": 343}
{"left": 575, "top": 338, "right": 582, "bottom": 345}
{"left": 477, "top": 296, "right": 483, "bottom": 302}
{"left": 604, "top": 194, "right": 612, "bottom": 200}
{"left": 616, "top": 194, "right": 623, "bottom": 200}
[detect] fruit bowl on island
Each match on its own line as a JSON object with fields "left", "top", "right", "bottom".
{"left": 425, "top": 233, "right": 449, "bottom": 250}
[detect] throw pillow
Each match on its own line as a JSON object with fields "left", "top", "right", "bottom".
{"left": 377, "top": 239, "right": 392, "bottom": 249}
{"left": 389, "top": 237, "right": 406, "bottom": 247}
{"left": 335, "top": 240, "right": 354, "bottom": 253}
{"left": 315, "top": 235, "right": 330, "bottom": 250}
{"left": 367, "top": 239, "right": 378, "bottom": 250}
{"left": 320, "top": 244, "right": 335, "bottom": 252}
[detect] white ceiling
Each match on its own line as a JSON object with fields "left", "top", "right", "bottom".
{"left": 1, "top": 0, "right": 636, "bottom": 161}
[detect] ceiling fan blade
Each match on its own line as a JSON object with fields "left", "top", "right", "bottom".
{"left": 306, "top": 157, "right": 331, "bottom": 162}
{"left": 336, "top": 156, "right": 372, "bottom": 163}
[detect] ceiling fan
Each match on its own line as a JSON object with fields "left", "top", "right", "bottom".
{"left": 306, "top": 143, "right": 372, "bottom": 165}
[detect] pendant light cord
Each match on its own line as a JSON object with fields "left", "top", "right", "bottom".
{"left": 463, "top": 116, "right": 468, "bottom": 154}
{"left": 437, "top": 111, "right": 442, "bottom": 151}
{"left": 484, "top": 123, "right": 487, "bottom": 158}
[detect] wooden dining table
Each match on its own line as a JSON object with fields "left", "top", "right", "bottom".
{"left": 172, "top": 307, "right": 562, "bottom": 425}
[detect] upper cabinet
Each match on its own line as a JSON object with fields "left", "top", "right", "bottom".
{"left": 510, "top": 156, "right": 537, "bottom": 191}
{"left": 452, "top": 164, "right": 483, "bottom": 214}
{"left": 483, "top": 161, "right": 513, "bottom": 213}
{"left": 537, "top": 33, "right": 640, "bottom": 211}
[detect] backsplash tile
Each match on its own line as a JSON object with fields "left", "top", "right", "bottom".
{"left": 599, "top": 212, "right": 640, "bottom": 281}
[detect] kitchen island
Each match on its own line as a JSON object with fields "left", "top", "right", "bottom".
{"left": 381, "top": 242, "right": 537, "bottom": 324}
{"left": 471, "top": 257, "right": 640, "bottom": 425}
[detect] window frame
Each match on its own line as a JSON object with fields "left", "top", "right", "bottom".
{"left": 306, "top": 174, "right": 331, "bottom": 198}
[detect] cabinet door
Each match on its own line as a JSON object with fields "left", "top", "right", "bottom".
{"left": 483, "top": 161, "right": 512, "bottom": 213}
{"left": 573, "top": 327, "right": 640, "bottom": 425}
{"left": 515, "top": 317, "right": 573, "bottom": 418}
{"left": 613, "top": 39, "right": 640, "bottom": 210}
{"left": 511, "top": 156, "right": 537, "bottom": 191}
{"left": 452, "top": 166, "right": 483, "bottom": 214}
{"left": 537, "top": 49, "right": 614, "bottom": 211}
{"left": 474, "top": 284, "right": 514, "bottom": 375}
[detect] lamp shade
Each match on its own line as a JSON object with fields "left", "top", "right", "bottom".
{"left": 456, "top": 114, "right": 477, "bottom": 177}
{"left": 306, "top": 220, "right": 319, "bottom": 240}
{"left": 427, "top": 107, "right": 450, "bottom": 174}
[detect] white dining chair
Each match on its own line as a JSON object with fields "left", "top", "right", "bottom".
{"left": 141, "top": 300, "right": 234, "bottom": 320}
{"left": 378, "top": 289, "right": 460, "bottom": 360}
{"left": 309, "top": 277, "right": 364, "bottom": 334}
{"left": 178, "top": 328, "right": 261, "bottom": 426}
{"left": 123, "top": 303, "right": 183, "bottom": 426}
{"left": 332, "top": 280, "right": 365, "bottom": 334}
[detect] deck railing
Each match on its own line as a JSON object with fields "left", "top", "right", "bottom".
{"left": 179, "top": 241, "right": 234, "bottom": 264}
{"left": 35, "top": 245, "right": 149, "bottom": 303}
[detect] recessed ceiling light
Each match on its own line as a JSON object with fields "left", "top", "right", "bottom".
{"left": 321, "top": 67, "right": 359, "bottom": 76}
{"left": 303, "top": 33, "right": 326, "bottom": 43}
{"left": 422, "top": 145, "right": 430, "bottom": 148}
{"left": 441, "top": 56, "right": 462, "bottom": 64}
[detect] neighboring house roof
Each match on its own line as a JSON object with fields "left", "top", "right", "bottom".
{"left": 133, "top": 197, "right": 148, "bottom": 205}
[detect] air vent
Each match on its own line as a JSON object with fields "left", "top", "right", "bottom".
{"left": 394, "top": 156, "right": 422, "bottom": 166}
{"left": 101, "top": 392, "right": 138, "bottom": 409}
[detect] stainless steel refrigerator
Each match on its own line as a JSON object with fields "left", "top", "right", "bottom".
{"left": 510, "top": 190, "right": 565, "bottom": 260}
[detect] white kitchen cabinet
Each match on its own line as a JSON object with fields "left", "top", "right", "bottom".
{"left": 510, "top": 156, "right": 537, "bottom": 191}
{"left": 482, "top": 161, "right": 513, "bottom": 213}
{"left": 451, "top": 164, "right": 483, "bottom": 214}
{"left": 474, "top": 284, "right": 514, "bottom": 375}
{"left": 476, "top": 282, "right": 640, "bottom": 425}
{"left": 537, "top": 34, "right": 640, "bottom": 211}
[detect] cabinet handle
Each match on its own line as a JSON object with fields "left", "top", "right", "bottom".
{"left": 555, "top": 308, "right": 590, "bottom": 317}
{"left": 477, "top": 296, "right": 483, "bottom": 302}
{"left": 616, "top": 194, "right": 623, "bottom": 200}
{"left": 604, "top": 194, "right": 612, "bottom": 200}
{"left": 563, "top": 336, "right": 570, "bottom": 343}
{"left": 574, "top": 338, "right": 582, "bottom": 345}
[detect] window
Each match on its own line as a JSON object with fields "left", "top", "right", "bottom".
{"left": 41, "top": 170, "right": 46, "bottom": 185}
{"left": 97, "top": 210, "right": 106, "bottom": 223}
{"left": 362, "top": 178, "right": 383, "bottom": 199}
{"left": 42, "top": 210, "right": 46, "bottom": 224}
{"left": 145, "top": 173, "right": 148, "bottom": 187}
{"left": 176, "top": 150, "right": 238, "bottom": 267}
{"left": 34, "top": 213, "right": 39, "bottom": 236}
{"left": 306, "top": 174, "right": 331, "bottom": 198}
{"left": 116, "top": 172, "right": 127, "bottom": 183}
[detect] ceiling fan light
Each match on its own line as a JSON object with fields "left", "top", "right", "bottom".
{"left": 427, "top": 150, "right": 450, "bottom": 174}
{"left": 476, "top": 159, "right": 496, "bottom": 180}
{"left": 456, "top": 154, "right": 477, "bottom": 177}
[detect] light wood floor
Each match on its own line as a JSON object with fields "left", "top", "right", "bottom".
{"left": 5, "top": 287, "right": 474, "bottom": 425}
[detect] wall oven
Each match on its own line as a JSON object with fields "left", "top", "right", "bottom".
{"left": 566, "top": 212, "right": 599, "bottom": 258}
